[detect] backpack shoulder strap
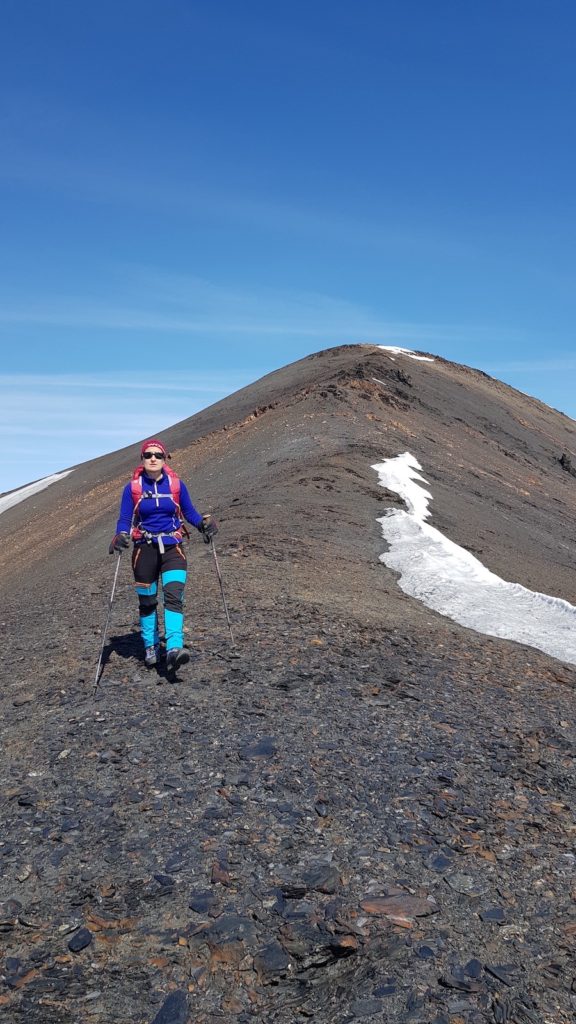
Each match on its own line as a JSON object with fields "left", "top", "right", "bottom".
{"left": 129, "top": 466, "right": 146, "bottom": 537}
{"left": 165, "top": 468, "right": 188, "bottom": 537}
{"left": 164, "top": 466, "right": 181, "bottom": 507}
{"left": 130, "top": 465, "right": 144, "bottom": 504}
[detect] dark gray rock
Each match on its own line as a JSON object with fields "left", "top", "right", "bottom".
{"left": 480, "top": 906, "right": 506, "bottom": 923}
{"left": 188, "top": 891, "right": 219, "bottom": 914}
{"left": 464, "top": 958, "right": 483, "bottom": 979}
{"left": 485, "top": 963, "right": 518, "bottom": 986}
{"left": 205, "top": 912, "right": 257, "bottom": 946}
{"left": 350, "top": 998, "right": 384, "bottom": 1017}
{"left": 303, "top": 862, "right": 341, "bottom": 894}
{"left": 253, "top": 941, "right": 290, "bottom": 979}
{"left": 68, "top": 928, "right": 93, "bottom": 953}
{"left": 240, "top": 736, "right": 278, "bottom": 759}
{"left": 150, "top": 990, "right": 189, "bottom": 1024}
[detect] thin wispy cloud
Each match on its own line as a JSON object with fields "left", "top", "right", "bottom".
{"left": 0, "top": 268, "right": 548, "bottom": 492}
{"left": 485, "top": 358, "right": 576, "bottom": 373}
{"left": 0, "top": 272, "right": 523, "bottom": 347}
{"left": 0, "top": 372, "right": 251, "bottom": 393}
{"left": 1, "top": 372, "right": 251, "bottom": 492}
{"left": 0, "top": 142, "right": 476, "bottom": 261}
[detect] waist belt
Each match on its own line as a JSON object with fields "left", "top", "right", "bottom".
{"left": 140, "top": 529, "right": 182, "bottom": 554}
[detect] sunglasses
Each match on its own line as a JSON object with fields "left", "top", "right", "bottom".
{"left": 142, "top": 451, "right": 166, "bottom": 460}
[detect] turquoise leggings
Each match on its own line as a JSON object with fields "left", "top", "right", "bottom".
{"left": 131, "top": 542, "right": 187, "bottom": 650}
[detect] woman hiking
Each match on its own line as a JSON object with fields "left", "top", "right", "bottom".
{"left": 109, "top": 439, "right": 217, "bottom": 674}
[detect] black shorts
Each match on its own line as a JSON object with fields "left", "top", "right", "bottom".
{"left": 132, "top": 542, "right": 187, "bottom": 583}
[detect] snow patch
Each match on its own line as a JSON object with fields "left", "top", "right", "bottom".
{"left": 372, "top": 452, "right": 576, "bottom": 667}
{"left": 378, "top": 346, "right": 435, "bottom": 362}
{"left": 0, "top": 470, "right": 73, "bottom": 515}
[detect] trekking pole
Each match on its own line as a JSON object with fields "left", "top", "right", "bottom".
{"left": 209, "top": 539, "right": 235, "bottom": 646}
{"left": 93, "top": 552, "right": 123, "bottom": 696}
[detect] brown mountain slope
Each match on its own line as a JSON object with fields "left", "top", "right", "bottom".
{"left": 2, "top": 342, "right": 576, "bottom": 615}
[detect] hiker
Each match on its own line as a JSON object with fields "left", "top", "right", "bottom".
{"left": 109, "top": 439, "right": 217, "bottom": 672}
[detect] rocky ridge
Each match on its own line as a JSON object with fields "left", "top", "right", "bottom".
{"left": 1, "top": 345, "right": 575, "bottom": 1022}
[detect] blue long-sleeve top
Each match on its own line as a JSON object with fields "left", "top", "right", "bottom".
{"left": 116, "top": 470, "right": 203, "bottom": 545}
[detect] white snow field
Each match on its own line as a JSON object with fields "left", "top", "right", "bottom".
{"left": 0, "top": 470, "right": 73, "bottom": 516}
{"left": 377, "top": 346, "right": 435, "bottom": 363}
{"left": 372, "top": 452, "right": 576, "bottom": 667}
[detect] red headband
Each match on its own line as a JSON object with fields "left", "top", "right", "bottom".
{"left": 140, "top": 439, "right": 169, "bottom": 458}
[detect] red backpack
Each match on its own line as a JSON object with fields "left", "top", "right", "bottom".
{"left": 129, "top": 464, "right": 185, "bottom": 541}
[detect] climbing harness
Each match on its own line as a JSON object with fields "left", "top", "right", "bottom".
{"left": 129, "top": 465, "right": 189, "bottom": 550}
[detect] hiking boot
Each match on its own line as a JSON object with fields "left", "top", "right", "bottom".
{"left": 144, "top": 645, "right": 158, "bottom": 669}
{"left": 166, "top": 648, "right": 190, "bottom": 675}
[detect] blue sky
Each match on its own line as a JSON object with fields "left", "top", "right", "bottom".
{"left": 2, "top": 0, "right": 576, "bottom": 491}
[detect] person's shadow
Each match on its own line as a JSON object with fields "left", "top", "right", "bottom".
{"left": 95, "top": 630, "right": 144, "bottom": 685}
{"left": 96, "top": 631, "right": 184, "bottom": 685}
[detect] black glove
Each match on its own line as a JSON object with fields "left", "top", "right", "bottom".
{"left": 199, "top": 513, "right": 218, "bottom": 543}
{"left": 109, "top": 531, "right": 130, "bottom": 554}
